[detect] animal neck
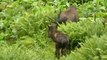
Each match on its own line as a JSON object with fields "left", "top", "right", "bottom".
{"left": 50, "top": 30, "right": 58, "bottom": 41}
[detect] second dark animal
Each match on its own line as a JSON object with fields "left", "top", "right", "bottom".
{"left": 48, "top": 23, "right": 69, "bottom": 59}
{"left": 56, "top": 6, "right": 79, "bottom": 24}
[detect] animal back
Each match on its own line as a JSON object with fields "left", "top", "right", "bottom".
{"left": 55, "top": 32, "right": 69, "bottom": 44}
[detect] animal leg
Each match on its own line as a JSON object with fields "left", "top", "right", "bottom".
{"left": 55, "top": 44, "right": 60, "bottom": 59}
{"left": 61, "top": 44, "right": 68, "bottom": 56}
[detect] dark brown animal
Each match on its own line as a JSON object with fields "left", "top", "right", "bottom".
{"left": 56, "top": 6, "right": 79, "bottom": 24}
{"left": 48, "top": 23, "right": 69, "bottom": 59}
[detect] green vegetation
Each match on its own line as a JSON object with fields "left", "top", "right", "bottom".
{"left": 0, "top": 0, "right": 107, "bottom": 60}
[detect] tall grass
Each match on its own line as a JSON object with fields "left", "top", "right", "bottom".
{"left": 0, "top": 0, "right": 107, "bottom": 60}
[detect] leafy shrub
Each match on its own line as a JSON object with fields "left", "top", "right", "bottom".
{"left": 58, "top": 18, "right": 105, "bottom": 49}
{"left": 78, "top": 0, "right": 107, "bottom": 18}
{"left": 1, "top": 1, "right": 58, "bottom": 39}
{"left": 0, "top": 0, "right": 107, "bottom": 60}
{"left": 0, "top": 41, "right": 55, "bottom": 60}
{"left": 60, "top": 34, "right": 107, "bottom": 60}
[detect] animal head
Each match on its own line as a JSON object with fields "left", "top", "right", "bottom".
{"left": 48, "top": 23, "right": 57, "bottom": 37}
{"left": 48, "top": 23, "right": 57, "bottom": 31}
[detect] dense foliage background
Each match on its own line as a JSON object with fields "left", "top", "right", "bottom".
{"left": 0, "top": 0, "right": 107, "bottom": 60}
